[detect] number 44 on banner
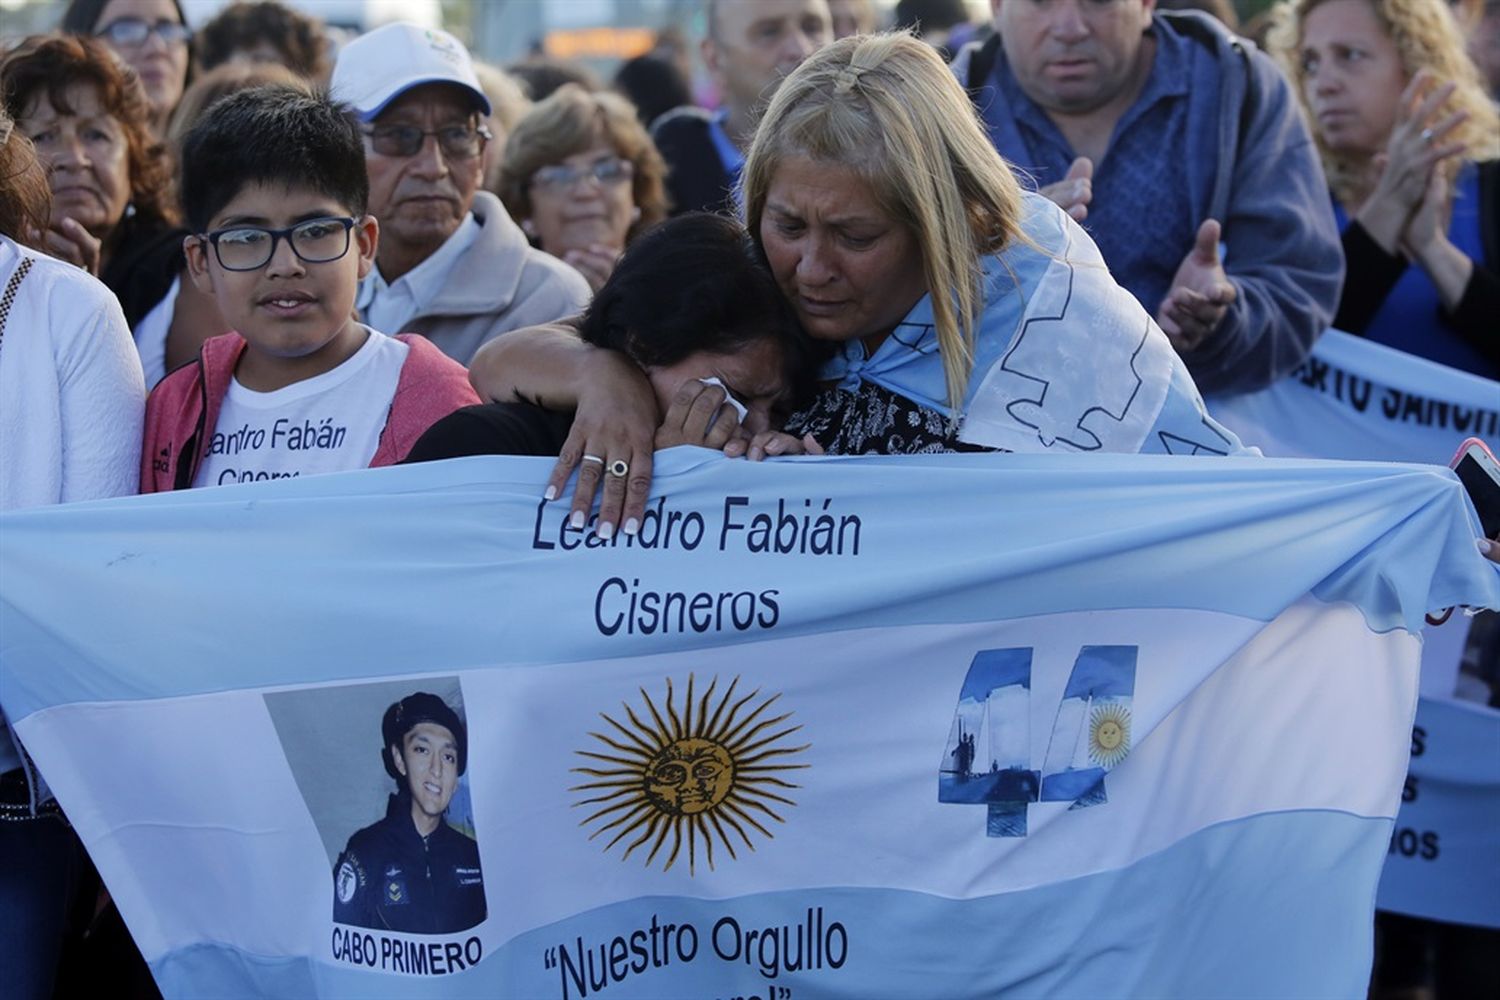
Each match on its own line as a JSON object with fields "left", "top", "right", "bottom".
{"left": 938, "top": 646, "right": 1138, "bottom": 836}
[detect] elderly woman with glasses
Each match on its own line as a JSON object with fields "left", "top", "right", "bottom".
{"left": 499, "top": 84, "right": 669, "bottom": 292}
{"left": 2, "top": 34, "right": 224, "bottom": 386}
{"left": 62, "top": 0, "right": 193, "bottom": 139}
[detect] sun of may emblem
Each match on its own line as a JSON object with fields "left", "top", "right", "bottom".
{"left": 572, "top": 674, "right": 809, "bottom": 875}
{"left": 1088, "top": 702, "right": 1131, "bottom": 768}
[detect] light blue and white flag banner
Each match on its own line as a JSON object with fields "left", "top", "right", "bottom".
{"left": 1208, "top": 331, "right": 1500, "bottom": 929}
{"left": 1207, "top": 335, "right": 1498, "bottom": 696}
{"left": 3, "top": 452, "right": 1498, "bottom": 999}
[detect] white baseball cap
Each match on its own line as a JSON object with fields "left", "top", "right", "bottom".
{"left": 330, "top": 22, "right": 491, "bottom": 121}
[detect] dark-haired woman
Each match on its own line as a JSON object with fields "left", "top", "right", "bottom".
{"left": 62, "top": 0, "right": 192, "bottom": 138}
{"left": 2, "top": 34, "right": 222, "bottom": 385}
{"left": 405, "top": 213, "right": 813, "bottom": 491}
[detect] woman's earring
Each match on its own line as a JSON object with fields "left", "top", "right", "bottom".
{"left": 630, "top": 206, "right": 642, "bottom": 223}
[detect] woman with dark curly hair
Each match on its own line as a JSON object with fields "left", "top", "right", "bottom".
{"left": 499, "top": 84, "right": 669, "bottom": 292}
{"left": 3, "top": 34, "right": 223, "bottom": 384}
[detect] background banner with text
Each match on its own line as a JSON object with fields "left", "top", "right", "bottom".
{"left": 1206, "top": 328, "right": 1500, "bottom": 465}
{"left": 3, "top": 451, "right": 1498, "bottom": 999}
{"left": 1376, "top": 695, "right": 1500, "bottom": 929}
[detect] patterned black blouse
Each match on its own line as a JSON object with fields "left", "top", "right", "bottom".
{"left": 785, "top": 382, "right": 1000, "bottom": 455}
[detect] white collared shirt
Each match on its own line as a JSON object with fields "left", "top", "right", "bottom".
{"left": 357, "top": 212, "right": 481, "bottom": 335}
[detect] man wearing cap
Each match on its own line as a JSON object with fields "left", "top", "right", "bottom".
{"left": 331, "top": 23, "right": 589, "bottom": 365}
{"left": 332, "top": 692, "right": 487, "bottom": 934}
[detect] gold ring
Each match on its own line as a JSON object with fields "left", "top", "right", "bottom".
{"left": 608, "top": 459, "right": 629, "bottom": 478}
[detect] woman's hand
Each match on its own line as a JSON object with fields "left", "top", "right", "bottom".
{"left": 734, "top": 431, "right": 826, "bottom": 460}
{"left": 561, "top": 244, "right": 621, "bottom": 294}
{"left": 1400, "top": 165, "right": 1474, "bottom": 311}
{"left": 548, "top": 349, "right": 659, "bottom": 540}
{"left": 654, "top": 379, "right": 748, "bottom": 452}
{"left": 38, "top": 217, "right": 101, "bottom": 274}
{"left": 656, "top": 382, "right": 829, "bottom": 462}
{"left": 1355, "top": 72, "right": 1468, "bottom": 254}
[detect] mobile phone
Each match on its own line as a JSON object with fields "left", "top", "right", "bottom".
{"left": 1449, "top": 438, "right": 1500, "bottom": 539}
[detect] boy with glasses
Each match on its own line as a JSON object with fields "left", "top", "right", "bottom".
{"left": 331, "top": 23, "right": 590, "bottom": 365}
{"left": 139, "top": 86, "right": 478, "bottom": 493}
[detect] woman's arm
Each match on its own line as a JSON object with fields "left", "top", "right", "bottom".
{"left": 467, "top": 316, "right": 588, "bottom": 408}
{"left": 468, "top": 320, "right": 659, "bottom": 539}
{"left": 1333, "top": 220, "right": 1408, "bottom": 333}
{"left": 1439, "top": 266, "right": 1500, "bottom": 368}
{"left": 1401, "top": 166, "right": 1498, "bottom": 367}
{"left": 1402, "top": 166, "right": 1471, "bottom": 311}
{"left": 58, "top": 297, "right": 145, "bottom": 502}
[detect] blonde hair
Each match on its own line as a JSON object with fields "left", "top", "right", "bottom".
{"left": 742, "top": 33, "right": 1025, "bottom": 412}
{"left": 499, "top": 84, "right": 669, "bottom": 245}
{"left": 1267, "top": 0, "right": 1500, "bottom": 204}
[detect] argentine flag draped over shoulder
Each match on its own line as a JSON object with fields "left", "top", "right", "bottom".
{"left": 3, "top": 451, "right": 1497, "bottom": 999}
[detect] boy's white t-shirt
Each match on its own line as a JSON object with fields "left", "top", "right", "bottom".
{"left": 193, "top": 328, "right": 409, "bottom": 489}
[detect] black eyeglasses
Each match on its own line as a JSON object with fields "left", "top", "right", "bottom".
{"left": 530, "top": 157, "right": 634, "bottom": 195}
{"left": 97, "top": 18, "right": 192, "bottom": 47}
{"left": 197, "top": 217, "right": 357, "bottom": 272}
{"left": 362, "top": 123, "right": 492, "bottom": 160}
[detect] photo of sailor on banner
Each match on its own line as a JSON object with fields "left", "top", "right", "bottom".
{"left": 263, "top": 679, "right": 486, "bottom": 935}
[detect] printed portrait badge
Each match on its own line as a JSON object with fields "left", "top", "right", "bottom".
{"left": 335, "top": 860, "right": 358, "bottom": 904}
{"left": 573, "top": 674, "right": 809, "bottom": 875}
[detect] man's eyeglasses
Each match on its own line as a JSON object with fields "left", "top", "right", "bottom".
{"left": 196, "top": 217, "right": 357, "bottom": 272}
{"left": 97, "top": 18, "right": 192, "bottom": 47}
{"left": 530, "top": 157, "right": 634, "bottom": 195}
{"left": 362, "top": 123, "right": 492, "bottom": 160}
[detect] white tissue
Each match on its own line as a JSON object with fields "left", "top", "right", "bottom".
{"left": 699, "top": 377, "right": 749, "bottom": 420}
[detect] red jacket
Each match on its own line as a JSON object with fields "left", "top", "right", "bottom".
{"left": 140, "top": 332, "right": 480, "bottom": 493}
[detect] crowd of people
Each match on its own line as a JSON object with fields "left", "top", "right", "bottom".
{"left": 1, "top": 0, "right": 1498, "bottom": 997}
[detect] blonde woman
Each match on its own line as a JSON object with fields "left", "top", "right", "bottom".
{"left": 1269, "top": 0, "right": 1500, "bottom": 377}
{"left": 468, "top": 34, "right": 1251, "bottom": 535}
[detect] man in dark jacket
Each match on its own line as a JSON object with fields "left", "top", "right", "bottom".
{"left": 652, "top": 0, "right": 832, "bottom": 214}
{"left": 954, "top": 1, "right": 1344, "bottom": 395}
{"left": 332, "top": 693, "right": 486, "bottom": 934}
